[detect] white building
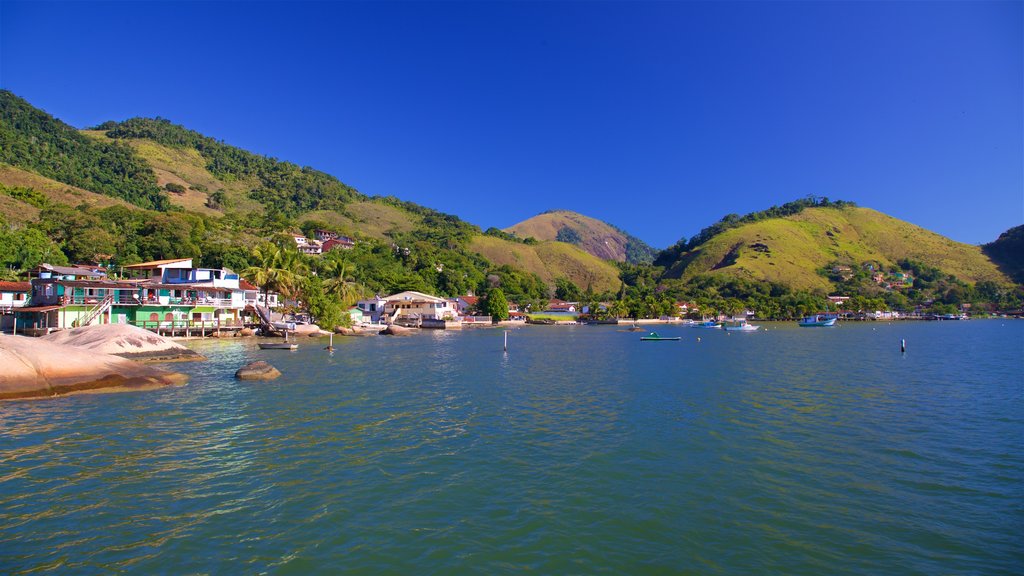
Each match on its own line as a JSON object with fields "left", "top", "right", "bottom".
{"left": 0, "top": 281, "right": 31, "bottom": 312}
{"left": 383, "top": 291, "right": 457, "bottom": 324}
{"left": 356, "top": 296, "right": 389, "bottom": 324}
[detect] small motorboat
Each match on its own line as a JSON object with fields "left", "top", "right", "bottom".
{"left": 722, "top": 319, "right": 759, "bottom": 332}
{"left": 693, "top": 320, "right": 721, "bottom": 329}
{"left": 641, "top": 331, "right": 680, "bottom": 341}
{"left": 798, "top": 314, "right": 837, "bottom": 327}
{"left": 258, "top": 331, "right": 298, "bottom": 350}
{"left": 258, "top": 342, "right": 298, "bottom": 350}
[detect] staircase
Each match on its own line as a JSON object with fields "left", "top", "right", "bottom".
{"left": 74, "top": 295, "right": 113, "bottom": 327}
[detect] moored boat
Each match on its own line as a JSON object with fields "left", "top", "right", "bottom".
{"left": 722, "top": 319, "right": 759, "bottom": 332}
{"left": 640, "top": 331, "right": 680, "bottom": 341}
{"left": 258, "top": 342, "right": 298, "bottom": 350}
{"left": 694, "top": 320, "right": 721, "bottom": 329}
{"left": 798, "top": 314, "right": 837, "bottom": 327}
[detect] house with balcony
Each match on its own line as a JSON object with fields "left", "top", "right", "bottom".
{"left": 356, "top": 295, "right": 390, "bottom": 324}
{"left": 14, "top": 259, "right": 248, "bottom": 334}
{"left": 0, "top": 281, "right": 30, "bottom": 312}
{"left": 383, "top": 291, "right": 458, "bottom": 327}
{"left": 0, "top": 281, "right": 31, "bottom": 332}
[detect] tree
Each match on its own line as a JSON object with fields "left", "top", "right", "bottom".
{"left": 555, "top": 277, "right": 582, "bottom": 302}
{"left": 303, "top": 275, "right": 343, "bottom": 328}
{"left": 485, "top": 287, "right": 510, "bottom": 321}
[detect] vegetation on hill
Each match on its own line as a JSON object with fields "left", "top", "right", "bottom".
{"left": 983, "top": 225, "right": 1024, "bottom": 284}
{"left": 1, "top": 92, "right": 1018, "bottom": 317}
{"left": 97, "top": 117, "right": 363, "bottom": 216}
{"left": 506, "top": 209, "right": 657, "bottom": 264}
{"left": 655, "top": 196, "right": 856, "bottom": 267}
{"left": 0, "top": 91, "right": 169, "bottom": 210}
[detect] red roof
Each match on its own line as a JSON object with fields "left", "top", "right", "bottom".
{"left": 461, "top": 296, "right": 479, "bottom": 305}
{"left": 239, "top": 279, "right": 258, "bottom": 290}
{"left": 0, "top": 281, "right": 30, "bottom": 292}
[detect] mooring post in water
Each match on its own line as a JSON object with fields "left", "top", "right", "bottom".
{"left": 504, "top": 330, "right": 508, "bottom": 352}
{"left": 326, "top": 333, "right": 334, "bottom": 351}
{"left": 901, "top": 338, "right": 906, "bottom": 353}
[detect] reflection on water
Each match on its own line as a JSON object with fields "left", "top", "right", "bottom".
{"left": 1, "top": 322, "right": 1022, "bottom": 574}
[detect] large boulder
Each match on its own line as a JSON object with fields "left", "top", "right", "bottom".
{"left": 380, "top": 324, "right": 413, "bottom": 336}
{"left": 42, "top": 323, "right": 203, "bottom": 361}
{"left": 0, "top": 335, "right": 188, "bottom": 400}
{"left": 235, "top": 361, "right": 281, "bottom": 380}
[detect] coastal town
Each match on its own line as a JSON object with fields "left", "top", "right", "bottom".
{"left": 0, "top": 238, "right": 984, "bottom": 338}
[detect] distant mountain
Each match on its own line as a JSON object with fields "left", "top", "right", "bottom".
{"left": 657, "top": 204, "right": 1012, "bottom": 292}
{"left": 505, "top": 209, "right": 657, "bottom": 264}
{"left": 983, "top": 225, "right": 1024, "bottom": 284}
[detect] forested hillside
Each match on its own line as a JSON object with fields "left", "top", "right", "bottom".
{"left": 0, "top": 91, "right": 168, "bottom": 209}
{"left": 0, "top": 91, "right": 1019, "bottom": 321}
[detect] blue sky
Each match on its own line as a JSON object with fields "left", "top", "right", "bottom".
{"left": 1, "top": 1, "right": 1020, "bottom": 248}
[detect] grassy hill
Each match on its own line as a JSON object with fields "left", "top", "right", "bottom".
{"left": 506, "top": 209, "right": 657, "bottom": 264}
{"left": 469, "top": 235, "right": 622, "bottom": 293}
{"left": 661, "top": 206, "right": 1012, "bottom": 291}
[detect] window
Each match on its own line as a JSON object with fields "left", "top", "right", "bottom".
{"left": 164, "top": 313, "right": 173, "bottom": 322}
{"left": 149, "top": 313, "right": 159, "bottom": 322}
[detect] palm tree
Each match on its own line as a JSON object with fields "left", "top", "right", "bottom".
{"left": 321, "top": 258, "right": 366, "bottom": 308}
{"left": 242, "top": 243, "right": 308, "bottom": 307}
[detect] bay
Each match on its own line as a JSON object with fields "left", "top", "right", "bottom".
{"left": 1, "top": 321, "right": 1022, "bottom": 574}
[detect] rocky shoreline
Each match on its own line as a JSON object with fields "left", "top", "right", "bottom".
{"left": 0, "top": 324, "right": 193, "bottom": 400}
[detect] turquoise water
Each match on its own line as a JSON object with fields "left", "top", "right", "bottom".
{"left": 1, "top": 321, "right": 1022, "bottom": 574}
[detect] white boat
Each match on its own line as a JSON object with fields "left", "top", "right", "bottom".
{"left": 722, "top": 319, "right": 759, "bottom": 332}
{"left": 798, "top": 314, "right": 837, "bottom": 327}
{"left": 258, "top": 331, "right": 298, "bottom": 350}
{"left": 258, "top": 342, "right": 298, "bottom": 350}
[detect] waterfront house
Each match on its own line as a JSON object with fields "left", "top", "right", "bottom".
{"left": 240, "top": 279, "right": 280, "bottom": 309}
{"left": 0, "top": 281, "right": 30, "bottom": 312}
{"left": 383, "top": 291, "right": 458, "bottom": 325}
{"left": 346, "top": 306, "right": 365, "bottom": 324}
{"left": 0, "top": 281, "right": 31, "bottom": 332}
{"left": 15, "top": 259, "right": 247, "bottom": 334}
{"left": 546, "top": 299, "right": 577, "bottom": 313}
{"left": 356, "top": 296, "right": 389, "bottom": 323}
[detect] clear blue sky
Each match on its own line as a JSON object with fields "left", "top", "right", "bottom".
{"left": 2, "top": 1, "right": 1021, "bottom": 248}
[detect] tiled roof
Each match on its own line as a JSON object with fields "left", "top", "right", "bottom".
{"left": 123, "top": 258, "right": 192, "bottom": 268}
{"left": 0, "top": 281, "right": 30, "bottom": 291}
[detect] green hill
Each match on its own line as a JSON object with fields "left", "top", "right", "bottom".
{"left": 983, "top": 225, "right": 1024, "bottom": 284}
{"left": 469, "top": 234, "right": 622, "bottom": 293}
{"left": 506, "top": 209, "right": 657, "bottom": 264}
{"left": 0, "top": 91, "right": 168, "bottom": 210}
{"left": 659, "top": 205, "right": 1012, "bottom": 292}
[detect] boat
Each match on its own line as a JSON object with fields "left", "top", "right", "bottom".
{"left": 798, "top": 314, "right": 837, "bottom": 327}
{"left": 693, "top": 320, "right": 721, "bottom": 329}
{"left": 640, "top": 331, "right": 680, "bottom": 341}
{"left": 258, "top": 342, "right": 298, "bottom": 350}
{"left": 722, "top": 319, "right": 759, "bottom": 332}
{"left": 258, "top": 330, "right": 298, "bottom": 350}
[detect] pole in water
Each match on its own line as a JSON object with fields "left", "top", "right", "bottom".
{"left": 504, "top": 330, "right": 508, "bottom": 352}
{"left": 901, "top": 338, "right": 906, "bottom": 353}
{"left": 326, "top": 332, "right": 334, "bottom": 351}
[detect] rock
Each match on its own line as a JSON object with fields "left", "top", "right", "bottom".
{"left": 0, "top": 336, "right": 188, "bottom": 400}
{"left": 41, "top": 323, "right": 203, "bottom": 361}
{"left": 380, "top": 324, "right": 413, "bottom": 336}
{"left": 291, "top": 323, "right": 322, "bottom": 336}
{"left": 238, "top": 328, "right": 255, "bottom": 337}
{"left": 334, "top": 326, "right": 353, "bottom": 335}
{"left": 235, "top": 361, "right": 281, "bottom": 380}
